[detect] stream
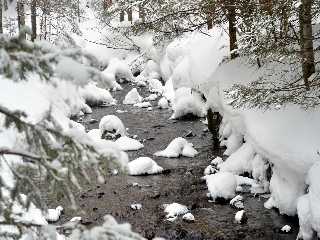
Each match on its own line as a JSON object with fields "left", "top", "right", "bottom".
{"left": 58, "top": 82, "right": 299, "bottom": 240}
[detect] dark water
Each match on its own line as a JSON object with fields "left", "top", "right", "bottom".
{"left": 60, "top": 83, "right": 299, "bottom": 240}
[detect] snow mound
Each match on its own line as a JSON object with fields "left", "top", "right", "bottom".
{"left": 204, "top": 165, "right": 217, "bottom": 176}
{"left": 123, "top": 88, "right": 143, "bottom": 105}
{"left": 205, "top": 172, "right": 237, "bottom": 201}
{"left": 128, "top": 157, "right": 163, "bottom": 175}
{"left": 164, "top": 203, "right": 189, "bottom": 218}
{"left": 235, "top": 210, "right": 246, "bottom": 224}
{"left": 130, "top": 204, "right": 142, "bottom": 210}
{"left": 87, "top": 129, "right": 102, "bottom": 141}
{"left": 80, "top": 82, "right": 116, "bottom": 106}
{"left": 182, "top": 213, "right": 195, "bottom": 222}
{"left": 45, "top": 206, "right": 63, "bottom": 222}
{"left": 219, "top": 142, "right": 255, "bottom": 174}
{"left": 144, "top": 94, "right": 158, "bottom": 101}
{"left": 154, "top": 137, "right": 198, "bottom": 158}
{"left": 69, "top": 120, "right": 85, "bottom": 133}
{"left": 115, "top": 136, "right": 144, "bottom": 151}
{"left": 103, "top": 58, "right": 134, "bottom": 82}
{"left": 158, "top": 97, "right": 169, "bottom": 109}
{"left": 134, "top": 102, "right": 152, "bottom": 108}
{"left": 147, "top": 79, "right": 163, "bottom": 94}
{"left": 171, "top": 87, "right": 206, "bottom": 119}
{"left": 99, "top": 115, "right": 126, "bottom": 136}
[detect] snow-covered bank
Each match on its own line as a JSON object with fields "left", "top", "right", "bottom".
{"left": 160, "top": 29, "right": 320, "bottom": 238}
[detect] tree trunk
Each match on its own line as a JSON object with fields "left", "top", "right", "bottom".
{"left": 17, "top": 1, "right": 26, "bottom": 39}
{"left": 0, "top": 0, "right": 3, "bottom": 34}
{"left": 206, "top": 14, "right": 213, "bottom": 30}
{"left": 299, "top": 0, "right": 315, "bottom": 90}
{"left": 127, "top": 7, "right": 132, "bottom": 22}
{"left": 227, "top": 2, "right": 238, "bottom": 59}
{"left": 139, "top": 4, "right": 145, "bottom": 22}
{"left": 31, "top": 0, "right": 37, "bottom": 41}
{"left": 120, "top": 11, "right": 124, "bottom": 22}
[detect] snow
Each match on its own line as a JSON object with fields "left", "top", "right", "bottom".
{"left": 171, "top": 87, "right": 206, "bottom": 119}
{"left": 87, "top": 129, "right": 102, "bottom": 141}
{"left": 158, "top": 97, "right": 169, "bottom": 109}
{"left": 102, "top": 58, "right": 134, "bottom": 82}
{"left": 134, "top": 102, "right": 152, "bottom": 108}
{"left": 128, "top": 157, "right": 163, "bottom": 175}
{"left": 115, "top": 136, "right": 144, "bottom": 151}
{"left": 230, "top": 195, "right": 244, "bottom": 209}
{"left": 211, "top": 157, "right": 223, "bottom": 166}
{"left": 144, "top": 94, "right": 158, "bottom": 101}
{"left": 130, "top": 204, "right": 142, "bottom": 210}
{"left": 99, "top": 115, "right": 126, "bottom": 136}
{"left": 204, "top": 165, "right": 217, "bottom": 176}
{"left": 45, "top": 206, "right": 64, "bottom": 222}
{"left": 219, "top": 142, "right": 256, "bottom": 175}
{"left": 281, "top": 225, "right": 292, "bottom": 233}
{"left": 123, "top": 88, "right": 143, "bottom": 105}
{"left": 163, "top": 203, "right": 189, "bottom": 218}
{"left": 182, "top": 213, "right": 195, "bottom": 222}
{"left": 235, "top": 210, "right": 246, "bottom": 224}
{"left": 205, "top": 172, "right": 237, "bottom": 201}
{"left": 80, "top": 82, "right": 116, "bottom": 106}
{"left": 154, "top": 137, "right": 198, "bottom": 158}
{"left": 147, "top": 79, "right": 163, "bottom": 94}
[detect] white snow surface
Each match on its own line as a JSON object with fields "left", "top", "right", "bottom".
{"left": 154, "top": 137, "right": 198, "bottom": 158}
{"left": 80, "top": 82, "right": 116, "bottom": 106}
{"left": 235, "top": 210, "right": 245, "bottom": 224}
{"left": 163, "top": 203, "right": 189, "bottom": 218}
{"left": 158, "top": 97, "right": 169, "bottom": 109}
{"left": 205, "top": 172, "right": 237, "bottom": 201}
{"left": 123, "top": 88, "right": 143, "bottom": 105}
{"left": 99, "top": 115, "right": 126, "bottom": 136}
{"left": 171, "top": 87, "right": 206, "bottom": 119}
{"left": 128, "top": 157, "right": 163, "bottom": 175}
{"left": 115, "top": 136, "right": 144, "bottom": 151}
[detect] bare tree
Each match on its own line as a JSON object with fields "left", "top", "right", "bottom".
{"left": 299, "top": 0, "right": 315, "bottom": 90}
{"left": 17, "top": 0, "right": 26, "bottom": 39}
{"left": 31, "top": 0, "right": 37, "bottom": 41}
{"left": 0, "top": 0, "right": 3, "bottom": 34}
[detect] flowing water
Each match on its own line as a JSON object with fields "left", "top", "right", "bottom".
{"left": 56, "top": 82, "right": 299, "bottom": 240}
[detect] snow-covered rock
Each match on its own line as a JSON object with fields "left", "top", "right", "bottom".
{"left": 70, "top": 216, "right": 82, "bottom": 223}
{"left": 182, "top": 213, "right": 195, "bottom": 222}
{"left": 171, "top": 87, "right": 206, "bottom": 119}
{"left": 205, "top": 172, "right": 237, "bottom": 201}
{"left": 128, "top": 157, "right": 163, "bottom": 175}
{"left": 158, "top": 97, "right": 169, "bottom": 109}
{"left": 130, "top": 204, "right": 142, "bottom": 210}
{"left": 281, "top": 225, "right": 292, "bottom": 233}
{"left": 230, "top": 195, "right": 244, "bottom": 209}
{"left": 123, "top": 88, "right": 143, "bottom": 105}
{"left": 99, "top": 115, "right": 126, "bottom": 136}
{"left": 80, "top": 82, "right": 116, "bottom": 106}
{"left": 211, "top": 156, "right": 223, "bottom": 166}
{"left": 134, "top": 102, "right": 152, "bottom": 108}
{"left": 204, "top": 165, "right": 217, "bottom": 176}
{"left": 154, "top": 137, "right": 198, "bottom": 158}
{"left": 147, "top": 79, "right": 163, "bottom": 94}
{"left": 144, "top": 94, "right": 158, "bottom": 101}
{"left": 45, "top": 206, "right": 63, "bottom": 222}
{"left": 115, "top": 136, "right": 144, "bottom": 151}
{"left": 164, "top": 203, "right": 189, "bottom": 218}
{"left": 235, "top": 210, "right": 247, "bottom": 224}
{"left": 103, "top": 58, "right": 134, "bottom": 82}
